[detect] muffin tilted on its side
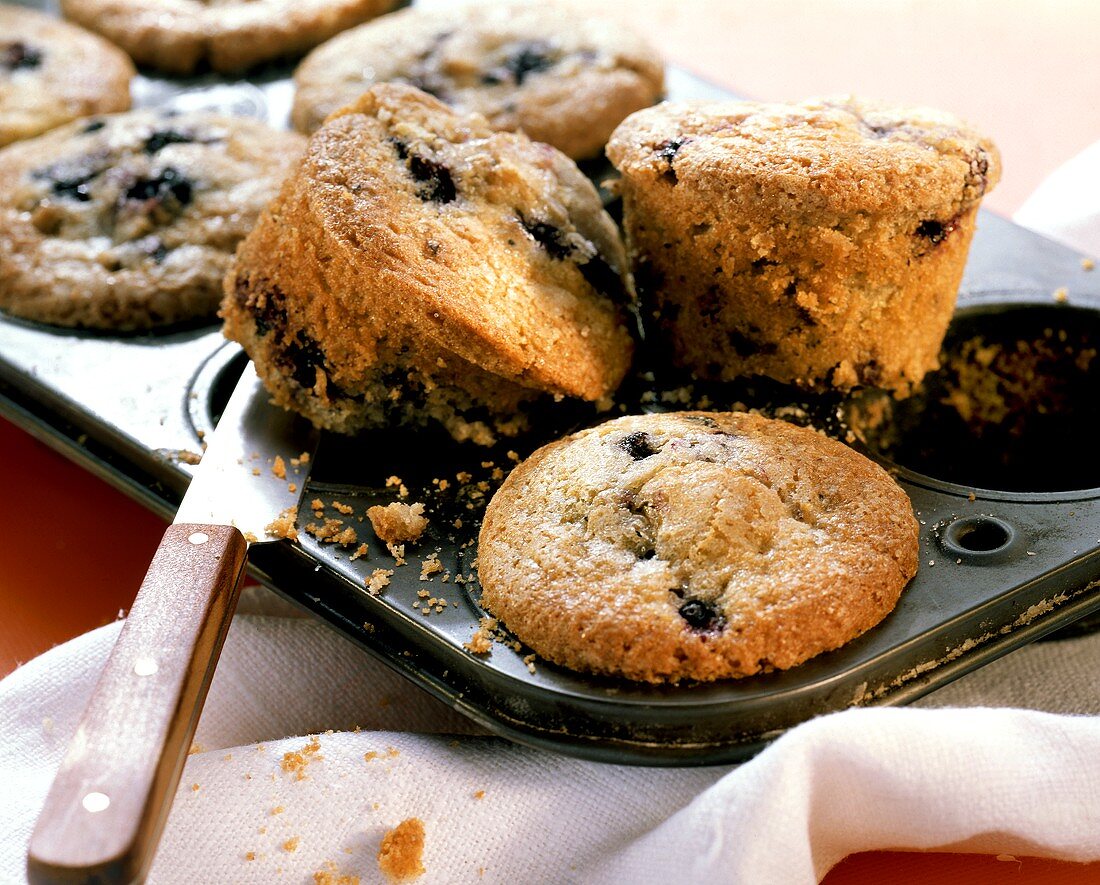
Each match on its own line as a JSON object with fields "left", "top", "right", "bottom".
{"left": 0, "top": 5, "right": 134, "bottom": 149}
{"left": 223, "top": 83, "right": 636, "bottom": 445}
{"left": 477, "top": 411, "right": 919, "bottom": 684}
{"left": 607, "top": 97, "right": 1001, "bottom": 395}
{"left": 0, "top": 110, "right": 305, "bottom": 330}
{"left": 291, "top": 0, "right": 664, "bottom": 160}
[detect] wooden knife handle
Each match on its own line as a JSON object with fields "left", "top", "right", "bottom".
{"left": 27, "top": 524, "right": 248, "bottom": 885}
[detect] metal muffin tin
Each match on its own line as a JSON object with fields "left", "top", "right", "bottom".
{"left": 3, "top": 14, "right": 1100, "bottom": 763}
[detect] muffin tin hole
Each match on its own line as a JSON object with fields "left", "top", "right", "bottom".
{"left": 943, "top": 516, "right": 1013, "bottom": 555}
{"left": 845, "top": 303, "right": 1100, "bottom": 494}
{"left": 185, "top": 343, "right": 248, "bottom": 443}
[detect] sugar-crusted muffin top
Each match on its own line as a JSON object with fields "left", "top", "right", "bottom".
{"left": 290, "top": 83, "right": 634, "bottom": 401}
{"left": 0, "top": 108, "right": 303, "bottom": 328}
{"left": 478, "top": 411, "right": 919, "bottom": 683}
{"left": 607, "top": 96, "right": 1001, "bottom": 214}
{"left": 1, "top": 109, "right": 304, "bottom": 266}
{"left": 292, "top": 0, "right": 664, "bottom": 158}
{"left": 0, "top": 4, "right": 133, "bottom": 148}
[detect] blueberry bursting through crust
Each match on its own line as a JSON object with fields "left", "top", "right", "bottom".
{"left": 677, "top": 598, "right": 725, "bottom": 633}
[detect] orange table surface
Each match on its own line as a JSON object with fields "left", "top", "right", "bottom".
{"left": 4, "top": 0, "right": 1100, "bottom": 880}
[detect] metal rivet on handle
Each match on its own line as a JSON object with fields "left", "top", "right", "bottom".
{"left": 188, "top": 532, "right": 209, "bottom": 545}
{"left": 133, "top": 656, "right": 158, "bottom": 677}
{"left": 82, "top": 792, "right": 110, "bottom": 813}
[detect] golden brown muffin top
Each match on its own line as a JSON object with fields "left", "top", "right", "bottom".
{"left": 0, "top": 4, "right": 134, "bottom": 148}
{"left": 607, "top": 96, "right": 1000, "bottom": 215}
{"left": 478, "top": 411, "right": 919, "bottom": 683}
{"left": 290, "top": 83, "right": 634, "bottom": 402}
{"left": 292, "top": 0, "right": 664, "bottom": 159}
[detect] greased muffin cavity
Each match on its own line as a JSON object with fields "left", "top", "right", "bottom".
{"left": 0, "top": 5, "right": 133, "bottom": 149}
{"left": 60, "top": 0, "right": 400, "bottom": 75}
{"left": 0, "top": 109, "right": 305, "bottom": 330}
{"left": 292, "top": 0, "right": 664, "bottom": 160}
{"left": 607, "top": 96, "right": 1001, "bottom": 395}
{"left": 477, "top": 411, "right": 919, "bottom": 683}
{"left": 223, "top": 83, "right": 635, "bottom": 445}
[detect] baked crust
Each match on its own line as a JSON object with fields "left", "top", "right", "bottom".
{"left": 607, "top": 96, "right": 1001, "bottom": 394}
{"left": 223, "top": 84, "right": 635, "bottom": 444}
{"left": 0, "top": 5, "right": 133, "bottom": 148}
{"left": 292, "top": 0, "right": 664, "bottom": 159}
{"left": 0, "top": 110, "right": 304, "bottom": 330}
{"left": 478, "top": 411, "right": 919, "bottom": 683}
{"left": 60, "top": 0, "right": 400, "bottom": 75}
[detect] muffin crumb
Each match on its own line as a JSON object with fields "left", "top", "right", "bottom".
{"left": 419, "top": 554, "right": 443, "bottom": 581}
{"left": 366, "top": 568, "right": 394, "bottom": 595}
{"left": 378, "top": 818, "right": 426, "bottom": 882}
{"left": 465, "top": 617, "right": 497, "bottom": 654}
{"left": 313, "top": 862, "right": 359, "bottom": 885}
{"left": 368, "top": 502, "right": 429, "bottom": 544}
{"left": 265, "top": 507, "right": 299, "bottom": 541}
{"left": 281, "top": 736, "right": 323, "bottom": 780}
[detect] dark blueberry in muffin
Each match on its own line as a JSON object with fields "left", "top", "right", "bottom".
{"left": 142, "top": 129, "right": 196, "bottom": 155}
{"left": 1, "top": 41, "right": 43, "bottom": 72}
{"left": 502, "top": 42, "right": 556, "bottom": 85}
{"left": 678, "top": 598, "right": 724, "bottom": 633}
{"left": 618, "top": 431, "right": 659, "bottom": 460}
{"left": 518, "top": 215, "right": 574, "bottom": 261}
{"left": 123, "top": 167, "right": 193, "bottom": 206}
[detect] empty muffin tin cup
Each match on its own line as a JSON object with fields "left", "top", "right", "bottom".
{"left": 844, "top": 302, "right": 1100, "bottom": 495}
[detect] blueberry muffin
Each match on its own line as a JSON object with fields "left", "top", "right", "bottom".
{"left": 477, "top": 411, "right": 919, "bottom": 683}
{"left": 291, "top": 0, "right": 664, "bottom": 160}
{"left": 0, "top": 5, "right": 133, "bottom": 149}
{"left": 223, "top": 83, "right": 635, "bottom": 445}
{"left": 607, "top": 97, "right": 1001, "bottom": 395}
{"left": 0, "top": 110, "right": 305, "bottom": 330}
{"left": 60, "top": 0, "right": 401, "bottom": 75}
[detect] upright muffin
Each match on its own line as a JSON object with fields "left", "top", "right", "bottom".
{"left": 477, "top": 411, "right": 919, "bottom": 683}
{"left": 223, "top": 84, "right": 635, "bottom": 445}
{"left": 291, "top": 0, "right": 664, "bottom": 160}
{"left": 60, "top": 0, "right": 401, "bottom": 75}
{"left": 0, "top": 110, "right": 305, "bottom": 330}
{"left": 0, "top": 5, "right": 133, "bottom": 148}
{"left": 607, "top": 97, "right": 1001, "bottom": 395}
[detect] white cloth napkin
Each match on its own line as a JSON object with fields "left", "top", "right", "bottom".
{"left": 4, "top": 151, "right": 1100, "bottom": 884}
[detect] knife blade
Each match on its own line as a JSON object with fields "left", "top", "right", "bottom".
{"left": 27, "top": 361, "right": 318, "bottom": 885}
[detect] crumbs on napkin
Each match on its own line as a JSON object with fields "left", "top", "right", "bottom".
{"left": 378, "top": 818, "right": 426, "bottom": 882}
{"left": 313, "top": 861, "right": 359, "bottom": 885}
{"left": 281, "top": 736, "right": 323, "bottom": 780}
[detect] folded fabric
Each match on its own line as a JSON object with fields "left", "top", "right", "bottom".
{"left": 1014, "top": 139, "right": 1100, "bottom": 258}
{"left": 3, "top": 143, "right": 1100, "bottom": 884}
{"left": 3, "top": 602, "right": 1100, "bottom": 885}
